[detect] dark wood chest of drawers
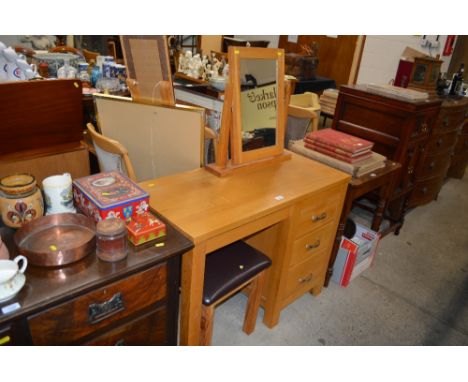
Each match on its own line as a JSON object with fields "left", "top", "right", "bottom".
{"left": 0, "top": 217, "right": 192, "bottom": 346}
{"left": 333, "top": 85, "right": 441, "bottom": 228}
{"left": 447, "top": 110, "right": 468, "bottom": 179}
{"left": 333, "top": 85, "right": 468, "bottom": 230}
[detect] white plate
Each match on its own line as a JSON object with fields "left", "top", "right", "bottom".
{"left": 0, "top": 272, "right": 26, "bottom": 303}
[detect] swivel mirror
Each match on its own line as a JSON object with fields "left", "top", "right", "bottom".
{"left": 207, "top": 47, "right": 291, "bottom": 176}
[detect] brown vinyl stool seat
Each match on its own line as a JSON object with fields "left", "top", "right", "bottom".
{"left": 200, "top": 241, "right": 272, "bottom": 345}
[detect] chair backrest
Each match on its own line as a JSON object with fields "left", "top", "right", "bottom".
{"left": 286, "top": 102, "right": 319, "bottom": 147}
{"left": 49, "top": 46, "right": 82, "bottom": 55}
{"left": 86, "top": 123, "right": 137, "bottom": 182}
{"left": 83, "top": 48, "right": 99, "bottom": 63}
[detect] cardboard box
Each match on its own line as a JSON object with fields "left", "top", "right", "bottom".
{"left": 127, "top": 211, "right": 166, "bottom": 246}
{"left": 73, "top": 171, "right": 149, "bottom": 222}
{"left": 331, "top": 223, "right": 381, "bottom": 287}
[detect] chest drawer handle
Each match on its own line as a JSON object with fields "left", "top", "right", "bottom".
{"left": 88, "top": 292, "right": 125, "bottom": 325}
{"left": 429, "top": 161, "right": 435, "bottom": 170}
{"left": 443, "top": 117, "right": 449, "bottom": 127}
{"left": 407, "top": 166, "right": 414, "bottom": 175}
{"left": 436, "top": 139, "right": 443, "bottom": 147}
{"left": 311, "top": 212, "right": 327, "bottom": 222}
{"left": 298, "top": 273, "right": 314, "bottom": 284}
{"left": 305, "top": 240, "right": 321, "bottom": 250}
{"left": 421, "top": 187, "right": 428, "bottom": 195}
{"left": 421, "top": 123, "right": 428, "bottom": 133}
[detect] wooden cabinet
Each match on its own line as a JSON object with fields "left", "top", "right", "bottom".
{"left": 409, "top": 97, "right": 468, "bottom": 207}
{"left": 0, "top": 216, "right": 192, "bottom": 346}
{"left": 333, "top": 85, "right": 441, "bottom": 228}
{"left": 447, "top": 109, "right": 468, "bottom": 179}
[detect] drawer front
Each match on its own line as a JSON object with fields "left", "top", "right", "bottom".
{"left": 284, "top": 252, "right": 328, "bottom": 301}
{"left": 453, "top": 134, "right": 468, "bottom": 154}
{"left": 409, "top": 177, "right": 444, "bottom": 207}
{"left": 416, "top": 150, "right": 452, "bottom": 180}
{"left": 290, "top": 223, "right": 336, "bottom": 267}
{"left": 434, "top": 109, "right": 465, "bottom": 132}
{"left": 29, "top": 264, "right": 167, "bottom": 345}
{"left": 426, "top": 130, "right": 459, "bottom": 154}
{"left": 293, "top": 187, "right": 342, "bottom": 238}
{"left": 84, "top": 308, "right": 167, "bottom": 346}
{"left": 410, "top": 113, "right": 436, "bottom": 139}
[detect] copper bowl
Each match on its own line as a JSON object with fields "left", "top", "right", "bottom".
{"left": 14, "top": 213, "right": 96, "bottom": 267}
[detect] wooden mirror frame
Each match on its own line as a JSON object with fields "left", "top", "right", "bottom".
{"left": 231, "top": 47, "right": 285, "bottom": 164}
{"left": 206, "top": 47, "right": 290, "bottom": 177}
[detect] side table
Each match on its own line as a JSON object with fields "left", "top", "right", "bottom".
{"left": 324, "top": 160, "right": 401, "bottom": 286}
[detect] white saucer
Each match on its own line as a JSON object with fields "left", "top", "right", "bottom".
{"left": 0, "top": 272, "right": 26, "bottom": 303}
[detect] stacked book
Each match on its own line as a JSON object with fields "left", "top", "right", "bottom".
{"left": 293, "top": 128, "right": 386, "bottom": 177}
{"left": 319, "top": 88, "right": 339, "bottom": 115}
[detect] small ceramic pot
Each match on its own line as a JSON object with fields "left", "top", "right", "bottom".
{"left": 0, "top": 174, "right": 44, "bottom": 228}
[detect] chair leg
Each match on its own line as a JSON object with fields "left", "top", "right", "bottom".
{"left": 243, "top": 271, "right": 266, "bottom": 335}
{"left": 200, "top": 304, "right": 215, "bottom": 346}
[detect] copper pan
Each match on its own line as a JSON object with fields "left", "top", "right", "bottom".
{"left": 14, "top": 213, "right": 96, "bottom": 267}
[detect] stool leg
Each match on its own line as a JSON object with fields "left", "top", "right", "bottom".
{"left": 243, "top": 271, "right": 266, "bottom": 335}
{"left": 200, "top": 304, "right": 215, "bottom": 346}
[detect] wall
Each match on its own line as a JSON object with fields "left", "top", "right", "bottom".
{"left": 356, "top": 35, "right": 455, "bottom": 85}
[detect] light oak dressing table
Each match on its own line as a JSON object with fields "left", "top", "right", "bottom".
{"left": 140, "top": 152, "right": 349, "bottom": 345}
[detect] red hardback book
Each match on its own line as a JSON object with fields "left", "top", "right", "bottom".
{"left": 305, "top": 128, "right": 374, "bottom": 154}
{"left": 304, "top": 142, "right": 373, "bottom": 163}
{"left": 303, "top": 137, "right": 371, "bottom": 158}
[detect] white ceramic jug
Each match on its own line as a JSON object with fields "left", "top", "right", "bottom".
{"left": 42, "top": 173, "right": 76, "bottom": 215}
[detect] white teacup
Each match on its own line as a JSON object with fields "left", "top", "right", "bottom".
{"left": 0, "top": 256, "right": 27, "bottom": 302}
{"left": 0, "top": 255, "right": 27, "bottom": 284}
{"left": 42, "top": 173, "right": 76, "bottom": 215}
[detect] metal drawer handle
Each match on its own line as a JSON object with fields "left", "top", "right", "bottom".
{"left": 311, "top": 212, "right": 327, "bottom": 222}
{"left": 436, "top": 139, "right": 443, "bottom": 147}
{"left": 421, "top": 187, "right": 428, "bottom": 194}
{"left": 421, "top": 123, "right": 428, "bottom": 133}
{"left": 429, "top": 161, "right": 435, "bottom": 170}
{"left": 443, "top": 117, "right": 449, "bottom": 127}
{"left": 298, "top": 273, "right": 314, "bottom": 284}
{"left": 407, "top": 166, "right": 414, "bottom": 175}
{"left": 88, "top": 292, "right": 125, "bottom": 325}
{"left": 305, "top": 240, "right": 321, "bottom": 250}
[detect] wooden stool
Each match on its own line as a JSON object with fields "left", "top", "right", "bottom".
{"left": 200, "top": 241, "right": 272, "bottom": 345}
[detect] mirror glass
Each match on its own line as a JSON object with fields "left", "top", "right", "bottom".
{"left": 239, "top": 59, "right": 278, "bottom": 152}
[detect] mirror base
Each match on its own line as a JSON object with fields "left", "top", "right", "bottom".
{"left": 205, "top": 151, "right": 291, "bottom": 177}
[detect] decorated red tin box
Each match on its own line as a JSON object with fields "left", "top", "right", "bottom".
{"left": 73, "top": 171, "right": 149, "bottom": 222}
{"left": 126, "top": 211, "right": 166, "bottom": 246}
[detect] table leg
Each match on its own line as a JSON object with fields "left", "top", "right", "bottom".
{"left": 179, "top": 243, "right": 206, "bottom": 346}
{"left": 324, "top": 187, "right": 353, "bottom": 287}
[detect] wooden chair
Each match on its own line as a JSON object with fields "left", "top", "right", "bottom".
{"left": 86, "top": 123, "right": 137, "bottom": 181}
{"left": 200, "top": 241, "right": 271, "bottom": 345}
{"left": 49, "top": 46, "right": 82, "bottom": 55}
{"left": 83, "top": 48, "right": 99, "bottom": 63}
{"left": 286, "top": 92, "right": 320, "bottom": 146}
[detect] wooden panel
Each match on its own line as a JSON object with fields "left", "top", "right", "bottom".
{"left": 0, "top": 80, "right": 83, "bottom": 155}
{"left": 292, "top": 186, "right": 342, "bottom": 238}
{"left": 290, "top": 223, "right": 335, "bottom": 267}
{"left": 279, "top": 35, "right": 359, "bottom": 86}
{"left": 29, "top": 264, "right": 167, "bottom": 345}
{"left": 0, "top": 143, "right": 90, "bottom": 185}
{"left": 94, "top": 95, "right": 204, "bottom": 182}
{"left": 84, "top": 308, "right": 167, "bottom": 345}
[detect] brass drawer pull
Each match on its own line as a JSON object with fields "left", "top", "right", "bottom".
{"left": 436, "top": 139, "right": 443, "bottom": 147}
{"left": 88, "top": 292, "right": 125, "bottom": 324}
{"left": 421, "top": 123, "right": 428, "bottom": 133}
{"left": 305, "top": 240, "right": 321, "bottom": 250}
{"left": 429, "top": 161, "right": 435, "bottom": 170}
{"left": 421, "top": 187, "right": 428, "bottom": 195}
{"left": 298, "top": 273, "right": 314, "bottom": 284}
{"left": 311, "top": 212, "right": 327, "bottom": 222}
{"left": 407, "top": 166, "right": 414, "bottom": 175}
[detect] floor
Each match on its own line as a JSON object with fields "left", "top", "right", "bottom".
{"left": 212, "top": 175, "right": 468, "bottom": 345}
